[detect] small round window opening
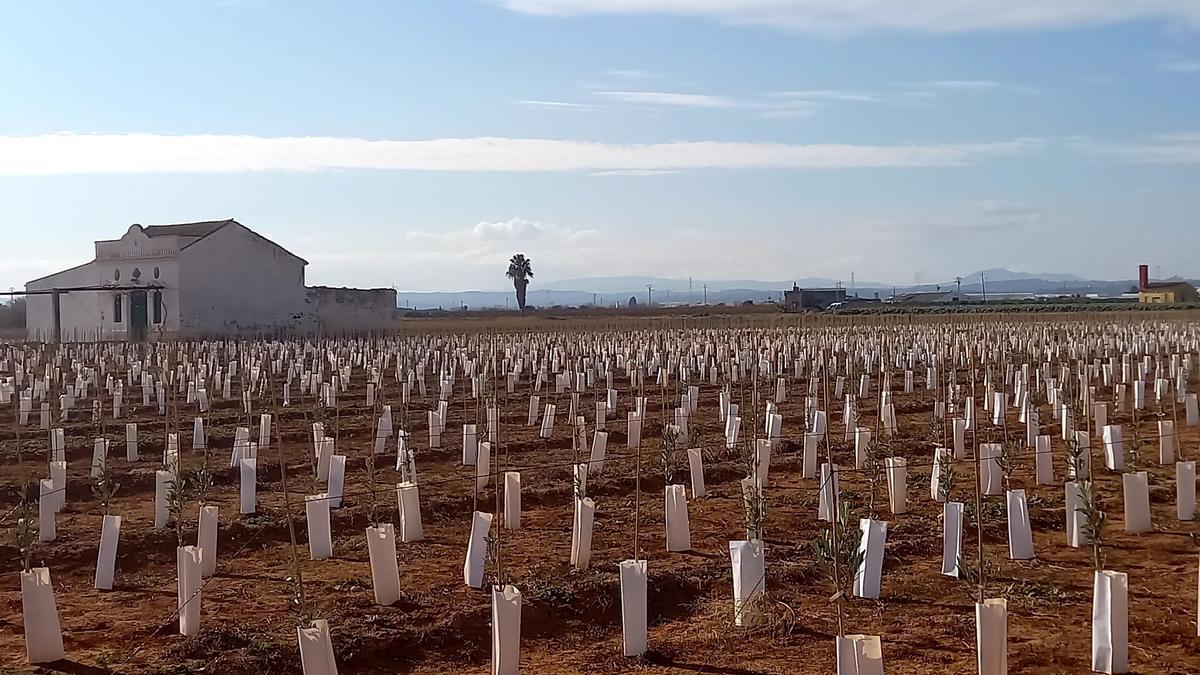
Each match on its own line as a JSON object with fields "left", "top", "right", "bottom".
{"left": 153, "top": 266, "right": 160, "bottom": 279}
{"left": 113, "top": 269, "right": 120, "bottom": 281}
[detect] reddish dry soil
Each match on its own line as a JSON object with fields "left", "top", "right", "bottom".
{"left": 3, "top": 362, "right": 1200, "bottom": 674}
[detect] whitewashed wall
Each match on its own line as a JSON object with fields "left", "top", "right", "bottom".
{"left": 178, "top": 224, "right": 308, "bottom": 336}
{"left": 25, "top": 262, "right": 101, "bottom": 341}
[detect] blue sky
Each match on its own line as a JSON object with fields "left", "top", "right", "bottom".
{"left": 1, "top": 0, "right": 1198, "bottom": 292}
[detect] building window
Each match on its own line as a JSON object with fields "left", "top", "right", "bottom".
{"left": 113, "top": 268, "right": 121, "bottom": 281}
{"left": 153, "top": 291, "right": 163, "bottom": 324}
{"left": 113, "top": 294, "right": 123, "bottom": 323}
{"left": 153, "top": 266, "right": 160, "bottom": 279}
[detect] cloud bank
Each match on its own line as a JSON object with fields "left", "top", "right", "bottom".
{"left": 0, "top": 133, "right": 1038, "bottom": 175}
{"left": 493, "top": 0, "right": 1200, "bottom": 34}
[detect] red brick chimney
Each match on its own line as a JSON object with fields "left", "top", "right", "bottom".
{"left": 1139, "top": 264, "right": 1149, "bottom": 290}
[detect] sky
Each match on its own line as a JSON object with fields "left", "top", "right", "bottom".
{"left": 1, "top": 0, "right": 1199, "bottom": 292}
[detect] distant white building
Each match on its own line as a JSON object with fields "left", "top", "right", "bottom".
{"left": 26, "top": 220, "right": 397, "bottom": 341}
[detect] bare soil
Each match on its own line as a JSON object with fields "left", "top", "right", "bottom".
{"left": 2, "top": 332, "right": 1199, "bottom": 674}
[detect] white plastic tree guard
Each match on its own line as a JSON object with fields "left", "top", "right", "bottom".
{"left": 476, "top": 442, "right": 492, "bottom": 493}
{"left": 1122, "top": 472, "right": 1152, "bottom": 534}
{"left": 802, "top": 433, "right": 819, "bottom": 479}
{"left": 729, "top": 539, "right": 765, "bottom": 627}
{"left": 491, "top": 584, "right": 522, "bottom": 675}
{"left": 835, "top": 634, "right": 884, "bottom": 675}
{"left": 1066, "top": 482, "right": 1090, "bottom": 548}
{"left": 570, "top": 497, "right": 596, "bottom": 571}
{"left": 1102, "top": 425, "right": 1124, "bottom": 471}
{"left": 573, "top": 463, "right": 588, "bottom": 500}
{"left": 976, "top": 598, "right": 1007, "bottom": 675}
{"left": 192, "top": 417, "right": 205, "bottom": 450}
{"left": 687, "top": 448, "right": 706, "bottom": 498}
{"left": 1035, "top": 435, "right": 1054, "bottom": 485}
{"left": 91, "top": 437, "right": 107, "bottom": 479}
{"left": 619, "top": 559, "right": 648, "bottom": 657}
{"left": 50, "top": 461, "right": 65, "bottom": 512}
{"left": 980, "top": 443, "right": 1003, "bottom": 496}
{"left": 463, "top": 424, "right": 478, "bottom": 466}
{"left": 590, "top": 431, "right": 608, "bottom": 474}
{"left": 540, "top": 404, "right": 556, "bottom": 439}
{"left": 327, "top": 455, "right": 346, "bottom": 508}
{"left": 664, "top": 484, "right": 691, "bottom": 552}
{"left": 628, "top": 412, "right": 642, "bottom": 449}
{"left": 504, "top": 472, "right": 521, "bottom": 530}
{"left": 819, "top": 463, "right": 840, "bottom": 522}
{"left": 126, "top": 422, "right": 138, "bottom": 460}
{"left": 1160, "top": 420, "right": 1176, "bottom": 464}
{"left": 38, "top": 479, "right": 56, "bottom": 542}
{"left": 1092, "top": 570, "right": 1129, "bottom": 674}
{"left": 854, "top": 519, "right": 887, "bottom": 599}
{"left": 465, "top": 511, "right": 494, "bottom": 588}
{"left": 930, "top": 448, "right": 949, "bottom": 503}
{"left": 176, "top": 546, "right": 203, "bottom": 637}
{"left": 885, "top": 457, "right": 906, "bottom": 515}
{"left": 1006, "top": 490, "right": 1034, "bottom": 560}
{"left": 316, "top": 438, "right": 334, "bottom": 483}
{"left": 754, "top": 439, "right": 771, "bottom": 489}
{"left": 154, "top": 470, "right": 172, "bottom": 529}
{"left": 297, "top": 619, "right": 339, "bottom": 675}
{"left": 943, "top": 502, "right": 964, "bottom": 577}
{"left": 95, "top": 514, "right": 121, "bottom": 590}
{"left": 953, "top": 418, "right": 967, "bottom": 459}
{"left": 21, "top": 567, "right": 65, "bottom": 664}
{"left": 854, "top": 428, "right": 872, "bottom": 469}
{"left": 240, "top": 458, "right": 257, "bottom": 515}
{"left": 197, "top": 505, "right": 219, "bottom": 578}
{"left": 366, "top": 524, "right": 401, "bottom": 606}
{"left": 306, "top": 495, "right": 333, "bottom": 560}
{"left": 1178, "top": 461, "right": 1196, "bottom": 521}
{"left": 527, "top": 395, "right": 539, "bottom": 426}
{"left": 724, "top": 416, "right": 740, "bottom": 450}
{"left": 396, "top": 482, "right": 424, "bottom": 542}
{"left": 259, "top": 413, "right": 272, "bottom": 450}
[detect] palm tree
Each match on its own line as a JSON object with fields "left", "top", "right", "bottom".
{"left": 506, "top": 254, "right": 534, "bottom": 311}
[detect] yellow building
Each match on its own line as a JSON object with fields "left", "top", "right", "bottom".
{"left": 1139, "top": 281, "right": 1200, "bottom": 304}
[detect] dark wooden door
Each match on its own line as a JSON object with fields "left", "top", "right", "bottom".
{"left": 130, "top": 291, "right": 148, "bottom": 342}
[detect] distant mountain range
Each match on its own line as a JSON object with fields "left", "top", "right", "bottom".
{"left": 395, "top": 269, "right": 1185, "bottom": 310}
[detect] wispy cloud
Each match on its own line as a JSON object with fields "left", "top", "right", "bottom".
{"left": 902, "top": 80, "right": 1040, "bottom": 95}
{"left": 768, "top": 89, "right": 886, "bottom": 104}
{"left": 492, "top": 0, "right": 1200, "bottom": 34}
{"left": 1095, "top": 133, "right": 1200, "bottom": 163}
{"left": 608, "top": 69, "right": 659, "bottom": 79}
{"left": 0, "top": 133, "right": 1040, "bottom": 175}
{"left": 590, "top": 169, "right": 680, "bottom": 176}
{"left": 516, "top": 99, "right": 595, "bottom": 110}
{"left": 593, "top": 89, "right": 817, "bottom": 117}
{"left": 594, "top": 90, "right": 741, "bottom": 108}
{"left": 860, "top": 200, "right": 1045, "bottom": 241}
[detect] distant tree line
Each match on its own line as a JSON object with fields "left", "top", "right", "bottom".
{"left": 0, "top": 297, "right": 26, "bottom": 328}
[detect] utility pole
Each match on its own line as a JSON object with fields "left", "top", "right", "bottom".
{"left": 980, "top": 273, "right": 987, "bottom": 302}
{"left": 851, "top": 272, "right": 856, "bottom": 298}
{"left": 702, "top": 284, "right": 707, "bottom": 305}
{"left": 592, "top": 292, "right": 597, "bottom": 307}
{"left": 955, "top": 276, "right": 962, "bottom": 299}
{"left": 647, "top": 284, "right": 653, "bottom": 307}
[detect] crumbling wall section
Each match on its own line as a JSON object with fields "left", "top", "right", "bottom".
{"left": 306, "top": 286, "right": 398, "bottom": 334}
